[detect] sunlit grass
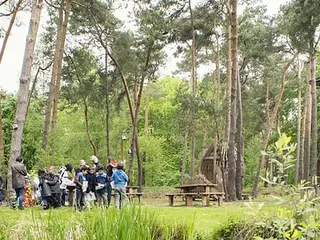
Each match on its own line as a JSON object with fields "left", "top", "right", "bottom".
{"left": 0, "top": 196, "right": 284, "bottom": 239}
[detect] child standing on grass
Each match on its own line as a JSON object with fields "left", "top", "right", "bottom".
{"left": 111, "top": 162, "right": 128, "bottom": 209}
{"left": 74, "top": 166, "right": 89, "bottom": 211}
{"left": 95, "top": 165, "right": 108, "bottom": 207}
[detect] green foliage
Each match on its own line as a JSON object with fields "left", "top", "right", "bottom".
{"left": 244, "top": 135, "right": 261, "bottom": 187}
{"left": 261, "top": 131, "right": 296, "bottom": 186}
{"left": 0, "top": 206, "right": 198, "bottom": 240}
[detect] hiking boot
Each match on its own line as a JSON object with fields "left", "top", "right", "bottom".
{"left": 18, "top": 206, "right": 24, "bottom": 210}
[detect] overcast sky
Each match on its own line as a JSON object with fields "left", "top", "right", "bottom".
{"left": 0, "top": 0, "right": 288, "bottom": 93}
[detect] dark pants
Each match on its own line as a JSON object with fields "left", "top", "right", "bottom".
{"left": 15, "top": 187, "right": 24, "bottom": 208}
{"left": 106, "top": 181, "right": 112, "bottom": 204}
{"left": 76, "top": 188, "right": 84, "bottom": 211}
{"left": 49, "top": 193, "right": 61, "bottom": 208}
{"left": 0, "top": 189, "right": 3, "bottom": 202}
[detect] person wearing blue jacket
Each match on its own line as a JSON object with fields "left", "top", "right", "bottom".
{"left": 111, "top": 162, "right": 128, "bottom": 209}
{"left": 95, "top": 165, "right": 108, "bottom": 206}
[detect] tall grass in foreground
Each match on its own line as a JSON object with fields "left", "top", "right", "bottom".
{"left": 0, "top": 205, "right": 198, "bottom": 240}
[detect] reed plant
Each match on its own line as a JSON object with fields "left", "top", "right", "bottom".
{"left": 0, "top": 205, "right": 199, "bottom": 240}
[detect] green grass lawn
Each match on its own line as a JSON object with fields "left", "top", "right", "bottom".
{"left": 0, "top": 196, "right": 284, "bottom": 237}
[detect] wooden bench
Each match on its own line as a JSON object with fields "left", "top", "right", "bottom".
{"left": 110, "top": 192, "right": 144, "bottom": 203}
{"left": 241, "top": 193, "right": 250, "bottom": 200}
{"left": 200, "top": 192, "right": 225, "bottom": 206}
{"left": 165, "top": 193, "right": 199, "bottom": 206}
{"left": 127, "top": 192, "right": 143, "bottom": 203}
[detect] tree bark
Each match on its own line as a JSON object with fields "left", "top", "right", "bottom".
{"left": 188, "top": 0, "right": 197, "bottom": 177}
{"left": 303, "top": 61, "right": 312, "bottom": 181}
{"left": 7, "top": 0, "right": 43, "bottom": 194}
{"left": 0, "top": 95, "right": 4, "bottom": 170}
{"left": 252, "top": 53, "right": 298, "bottom": 198}
{"left": 0, "top": 0, "right": 23, "bottom": 64}
{"left": 224, "top": 7, "right": 232, "bottom": 144}
{"left": 50, "top": 0, "right": 71, "bottom": 153}
{"left": 227, "top": 0, "right": 238, "bottom": 201}
{"left": 236, "top": 71, "right": 243, "bottom": 199}
{"left": 42, "top": 1, "right": 64, "bottom": 151}
{"left": 104, "top": 50, "right": 110, "bottom": 157}
{"left": 83, "top": 98, "right": 97, "bottom": 156}
{"left": 310, "top": 54, "right": 317, "bottom": 181}
{"left": 294, "top": 58, "right": 303, "bottom": 185}
{"left": 144, "top": 79, "right": 150, "bottom": 136}
{"left": 180, "top": 132, "right": 188, "bottom": 184}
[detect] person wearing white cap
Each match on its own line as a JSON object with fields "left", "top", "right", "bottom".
{"left": 90, "top": 155, "right": 103, "bottom": 173}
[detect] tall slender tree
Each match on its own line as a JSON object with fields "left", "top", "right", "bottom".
{"left": 7, "top": 0, "right": 44, "bottom": 193}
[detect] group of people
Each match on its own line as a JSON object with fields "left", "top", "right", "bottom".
{"left": 10, "top": 155, "right": 129, "bottom": 211}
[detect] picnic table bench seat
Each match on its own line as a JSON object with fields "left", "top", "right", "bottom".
{"left": 166, "top": 192, "right": 224, "bottom": 206}
{"left": 127, "top": 192, "right": 143, "bottom": 203}
{"left": 241, "top": 193, "right": 250, "bottom": 200}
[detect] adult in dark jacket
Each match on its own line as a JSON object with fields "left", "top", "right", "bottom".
{"left": 74, "top": 166, "right": 89, "bottom": 211}
{"left": 86, "top": 167, "right": 96, "bottom": 194}
{"left": 11, "top": 156, "right": 27, "bottom": 210}
{"left": 43, "top": 166, "right": 61, "bottom": 209}
{"left": 38, "top": 168, "right": 49, "bottom": 208}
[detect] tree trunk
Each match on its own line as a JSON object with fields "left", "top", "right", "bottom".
{"left": 252, "top": 53, "right": 298, "bottom": 198}
{"left": 310, "top": 54, "right": 317, "bottom": 181}
{"left": 224, "top": 9, "right": 232, "bottom": 144}
{"left": 50, "top": 0, "right": 71, "bottom": 153}
{"left": 128, "top": 125, "right": 135, "bottom": 183}
{"left": 7, "top": 0, "right": 43, "bottom": 194}
{"left": 0, "top": 98, "right": 4, "bottom": 171}
{"left": 83, "top": 98, "right": 97, "bottom": 156}
{"left": 236, "top": 71, "right": 243, "bottom": 199}
{"left": 294, "top": 58, "right": 303, "bottom": 185}
{"left": 104, "top": 50, "right": 110, "bottom": 157}
{"left": 227, "top": 0, "right": 238, "bottom": 201}
{"left": 42, "top": 2, "right": 64, "bottom": 151}
{"left": 144, "top": 79, "right": 150, "bottom": 136}
{"left": 303, "top": 61, "right": 312, "bottom": 181}
{"left": 188, "top": 0, "right": 197, "bottom": 177}
{"left": 0, "top": 0, "right": 23, "bottom": 64}
{"left": 264, "top": 81, "right": 271, "bottom": 186}
{"left": 180, "top": 132, "right": 188, "bottom": 184}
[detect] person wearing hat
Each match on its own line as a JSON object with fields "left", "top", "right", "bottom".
{"left": 11, "top": 156, "right": 27, "bottom": 210}
{"left": 90, "top": 155, "right": 103, "bottom": 173}
{"left": 111, "top": 162, "right": 128, "bottom": 209}
{"left": 106, "top": 156, "right": 117, "bottom": 206}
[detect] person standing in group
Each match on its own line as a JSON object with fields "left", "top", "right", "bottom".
{"left": 106, "top": 156, "right": 117, "bottom": 206}
{"left": 111, "top": 162, "right": 128, "bottom": 209}
{"left": 90, "top": 155, "right": 103, "bottom": 172}
{"left": 95, "top": 165, "right": 108, "bottom": 207}
{"left": 74, "top": 166, "right": 89, "bottom": 211}
{"left": 45, "top": 166, "right": 61, "bottom": 208}
{"left": 11, "top": 156, "right": 27, "bottom": 210}
{"left": 59, "top": 163, "right": 73, "bottom": 206}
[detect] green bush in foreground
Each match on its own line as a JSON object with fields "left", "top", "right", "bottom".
{"left": 212, "top": 197, "right": 320, "bottom": 240}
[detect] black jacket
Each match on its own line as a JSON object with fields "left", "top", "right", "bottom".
{"left": 44, "top": 173, "right": 60, "bottom": 194}
{"left": 86, "top": 173, "right": 96, "bottom": 193}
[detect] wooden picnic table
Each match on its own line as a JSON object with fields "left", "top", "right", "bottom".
{"left": 126, "top": 185, "right": 143, "bottom": 203}
{"left": 169, "top": 183, "right": 223, "bottom": 206}
{"left": 175, "top": 183, "right": 217, "bottom": 194}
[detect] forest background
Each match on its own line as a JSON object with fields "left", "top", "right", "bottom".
{"left": 0, "top": 0, "right": 320, "bottom": 200}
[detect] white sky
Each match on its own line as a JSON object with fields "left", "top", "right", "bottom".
{"left": 0, "top": 0, "right": 288, "bottom": 93}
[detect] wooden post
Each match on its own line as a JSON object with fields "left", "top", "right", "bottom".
{"left": 185, "top": 195, "right": 193, "bottom": 206}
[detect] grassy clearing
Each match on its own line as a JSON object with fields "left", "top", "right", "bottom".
{"left": 0, "top": 196, "right": 283, "bottom": 239}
